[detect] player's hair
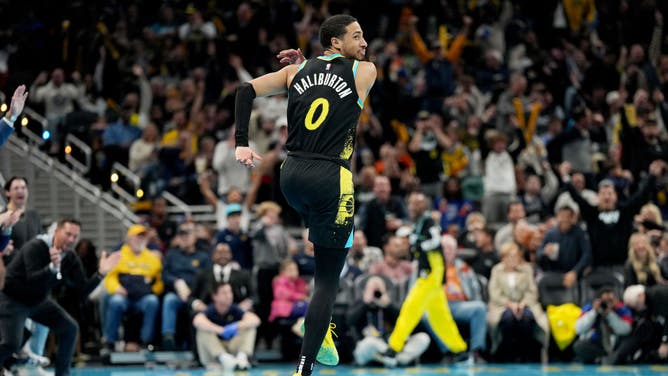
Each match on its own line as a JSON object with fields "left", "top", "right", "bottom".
{"left": 319, "top": 14, "right": 358, "bottom": 49}
{"left": 4, "top": 176, "right": 28, "bottom": 191}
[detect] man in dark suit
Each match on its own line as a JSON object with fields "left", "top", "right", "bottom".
{"left": 190, "top": 243, "right": 253, "bottom": 314}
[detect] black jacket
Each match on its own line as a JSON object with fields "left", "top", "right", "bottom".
{"left": 3, "top": 237, "right": 100, "bottom": 306}
{"left": 566, "top": 175, "right": 655, "bottom": 266}
{"left": 645, "top": 285, "right": 668, "bottom": 343}
{"left": 189, "top": 265, "right": 252, "bottom": 307}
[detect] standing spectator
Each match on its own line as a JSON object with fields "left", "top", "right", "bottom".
{"left": 435, "top": 177, "right": 473, "bottom": 234}
{"left": 250, "top": 201, "right": 297, "bottom": 346}
{"left": 358, "top": 176, "right": 407, "bottom": 248}
{"left": 574, "top": 287, "right": 633, "bottom": 364}
{"left": 538, "top": 204, "right": 592, "bottom": 291}
{"left": 488, "top": 242, "right": 548, "bottom": 362}
{"left": 554, "top": 171, "right": 598, "bottom": 217}
{"left": 103, "top": 225, "right": 163, "bottom": 352}
{"left": 547, "top": 106, "right": 594, "bottom": 175}
{"left": 559, "top": 160, "right": 665, "bottom": 269}
{"left": 192, "top": 283, "right": 260, "bottom": 371}
{"left": 493, "top": 201, "right": 526, "bottom": 251}
{"left": 482, "top": 131, "right": 524, "bottom": 225}
{"left": 215, "top": 203, "right": 253, "bottom": 271}
{"left": 128, "top": 122, "right": 160, "bottom": 172}
{"left": 520, "top": 172, "right": 558, "bottom": 224}
{"left": 619, "top": 108, "right": 668, "bottom": 181}
{"left": 0, "top": 218, "right": 119, "bottom": 376}
{"left": 102, "top": 102, "right": 143, "bottom": 169}
{"left": 212, "top": 128, "right": 255, "bottom": 198}
{"left": 624, "top": 233, "right": 665, "bottom": 287}
{"left": 2, "top": 177, "right": 42, "bottom": 251}
{"left": 30, "top": 69, "right": 83, "bottom": 153}
{"left": 407, "top": 111, "right": 449, "bottom": 199}
{"left": 161, "top": 222, "right": 212, "bottom": 350}
{"left": 190, "top": 243, "right": 254, "bottom": 314}
{"left": 442, "top": 235, "right": 487, "bottom": 364}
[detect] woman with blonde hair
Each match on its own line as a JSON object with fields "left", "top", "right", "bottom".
{"left": 624, "top": 233, "right": 665, "bottom": 287}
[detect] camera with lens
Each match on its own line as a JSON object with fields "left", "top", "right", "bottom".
{"left": 599, "top": 301, "right": 608, "bottom": 310}
{"left": 373, "top": 290, "right": 383, "bottom": 299}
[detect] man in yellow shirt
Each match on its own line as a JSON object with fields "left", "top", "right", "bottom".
{"left": 103, "top": 224, "right": 164, "bottom": 352}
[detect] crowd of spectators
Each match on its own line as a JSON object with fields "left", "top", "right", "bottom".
{"left": 3, "top": 0, "right": 668, "bottom": 371}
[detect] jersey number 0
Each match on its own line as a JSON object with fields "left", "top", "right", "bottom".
{"left": 305, "top": 97, "right": 329, "bottom": 130}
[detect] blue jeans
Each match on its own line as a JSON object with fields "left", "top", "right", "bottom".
{"left": 449, "top": 300, "right": 487, "bottom": 352}
{"left": 161, "top": 292, "right": 185, "bottom": 336}
{"left": 104, "top": 294, "right": 159, "bottom": 344}
{"left": 25, "top": 320, "right": 50, "bottom": 356}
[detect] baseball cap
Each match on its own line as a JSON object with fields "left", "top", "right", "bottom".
{"left": 226, "top": 203, "right": 243, "bottom": 217}
{"left": 127, "top": 224, "right": 148, "bottom": 237}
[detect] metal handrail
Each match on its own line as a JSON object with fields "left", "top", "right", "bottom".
{"left": 111, "top": 162, "right": 141, "bottom": 204}
{"left": 64, "top": 134, "right": 92, "bottom": 174}
{"left": 3, "top": 134, "right": 139, "bottom": 226}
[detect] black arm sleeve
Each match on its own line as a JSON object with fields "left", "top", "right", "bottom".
{"left": 234, "top": 82, "right": 256, "bottom": 147}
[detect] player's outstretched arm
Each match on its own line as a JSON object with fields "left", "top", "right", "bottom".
{"left": 234, "top": 65, "right": 297, "bottom": 168}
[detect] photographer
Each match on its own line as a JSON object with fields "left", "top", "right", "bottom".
{"left": 346, "top": 275, "right": 430, "bottom": 367}
{"left": 574, "top": 287, "right": 633, "bottom": 364}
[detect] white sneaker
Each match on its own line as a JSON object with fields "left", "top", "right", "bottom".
{"left": 218, "top": 353, "right": 237, "bottom": 372}
{"left": 236, "top": 352, "right": 250, "bottom": 370}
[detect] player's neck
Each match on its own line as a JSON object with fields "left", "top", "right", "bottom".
{"left": 324, "top": 48, "right": 342, "bottom": 56}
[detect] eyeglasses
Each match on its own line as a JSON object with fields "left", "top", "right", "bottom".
{"left": 178, "top": 228, "right": 194, "bottom": 235}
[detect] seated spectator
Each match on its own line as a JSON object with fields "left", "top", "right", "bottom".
{"left": 358, "top": 175, "right": 408, "bottom": 248}
{"left": 190, "top": 243, "right": 253, "bottom": 313}
{"left": 488, "top": 242, "right": 548, "bottom": 362}
{"left": 293, "top": 229, "right": 315, "bottom": 278}
{"left": 345, "top": 230, "right": 383, "bottom": 278}
{"left": 347, "top": 275, "right": 430, "bottom": 367}
{"left": 147, "top": 197, "right": 177, "bottom": 252}
{"left": 538, "top": 204, "right": 592, "bottom": 291}
{"left": 269, "top": 259, "right": 308, "bottom": 323}
{"left": 161, "top": 222, "right": 212, "bottom": 350}
{"left": 442, "top": 235, "right": 487, "bottom": 364}
{"left": 458, "top": 211, "right": 486, "bottom": 249}
{"left": 435, "top": 177, "right": 473, "bottom": 234}
{"left": 193, "top": 283, "right": 260, "bottom": 371}
{"left": 103, "top": 225, "right": 163, "bottom": 352}
{"left": 574, "top": 287, "right": 633, "bottom": 364}
{"left": 470, "top": 228, "right": 499, "bottom": 279}
{"left": 368, "top": 235, "right": 414, "bottom": 286}
{"left": 215, "top": 203, "right": 253, "bottom": 270}
{"left": 624, "top": 233, "right": 664, "bottom": 287}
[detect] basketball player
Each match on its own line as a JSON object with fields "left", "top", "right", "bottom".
{"left": 234, "top": 14, "right": 376, "bottom": 376}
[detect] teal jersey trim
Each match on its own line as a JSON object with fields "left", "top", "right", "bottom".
{"left": 317, "top": 53, "right": 344, "bottom": 61}
{"left": 297, "top": 59, "right": 308, "bottom": 72}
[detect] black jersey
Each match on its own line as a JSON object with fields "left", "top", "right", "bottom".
{"left": 286, "top": 54, "right": 362, "bottom": 162}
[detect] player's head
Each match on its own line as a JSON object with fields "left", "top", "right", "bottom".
{"left": 319, "top": 14, "right": 366, "bottom": 60}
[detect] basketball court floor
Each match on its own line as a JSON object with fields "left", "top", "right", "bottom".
{"left": 62, "top": 364, "right": 668, "bottom": 376}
